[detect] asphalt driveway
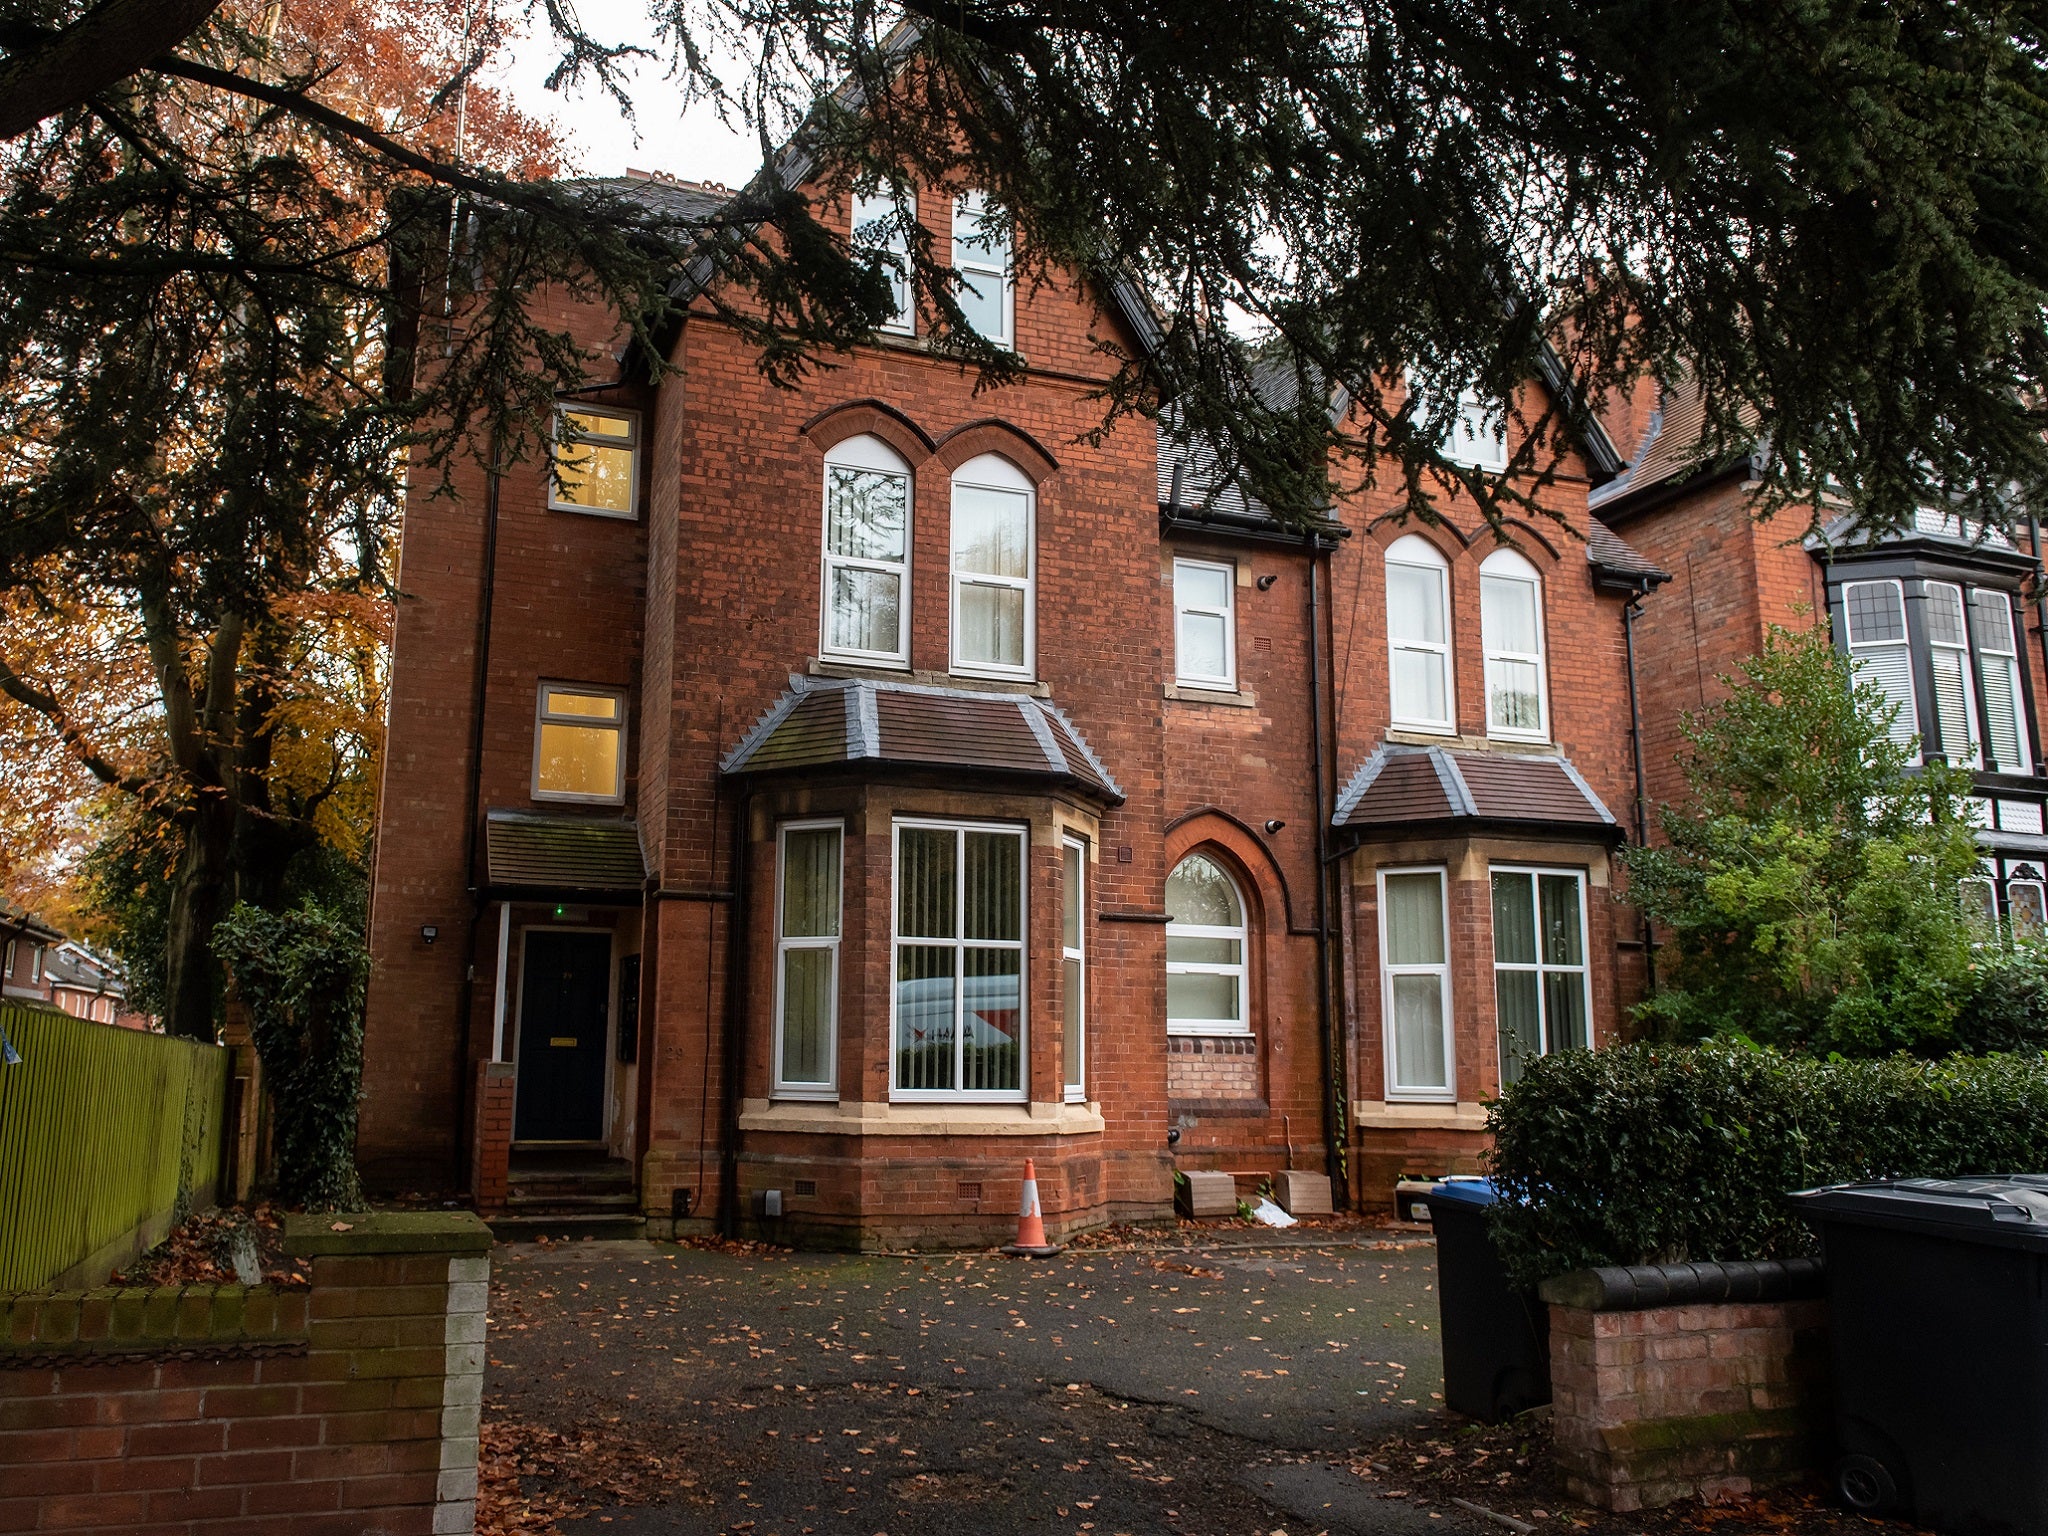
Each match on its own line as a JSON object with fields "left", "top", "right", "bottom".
{"left": 481, "top": 1231, "right": 1481, "bottom": 1536}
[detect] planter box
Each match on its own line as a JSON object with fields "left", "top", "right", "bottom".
{"left": 1275, "top": 1170, "right": 1334, "bottom": 1216}
{"left": 1176, "top": 1170, "right": 1239, "bottom": 1218}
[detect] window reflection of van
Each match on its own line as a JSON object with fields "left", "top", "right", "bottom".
{"left": 895, "top": 973, "right": 1022, "bottom": 1047}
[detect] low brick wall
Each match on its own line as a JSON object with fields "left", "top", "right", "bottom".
{"left": 1542, "top": 1259, "right": 1830, "bottom": 1512}
{"left": 0, "top": 1210, "right": 491, "bottom": 1535}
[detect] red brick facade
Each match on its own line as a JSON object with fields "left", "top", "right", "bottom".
{"left": 361, "top": 170, "right": 1656, "bottom": 1243}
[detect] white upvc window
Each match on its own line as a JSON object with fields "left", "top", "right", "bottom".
{"left": 1380, "top": 867, "right": 1453, "bottom": 1101}
{"left": 1480, "top": 548, "right": 1548, "bottom": 739}
{"left": 892, "top": 819, "right": 1027, "bottom": 1102}
{"left": 1386, "top": 535, "right": 1454, "bottom": 732}
{"left": 1165, "top": 852, "right": 1250, "bottom": 1036}
{"left": 821, "top": 434, "right": 913, "bottom": 665}
{"left": 851, "top": 189, "right": 915, "bottom": 334}
{"left": 549, "top": 404, "right": 640, "bottom": 519}
{"left": 950, "top": 453, "right": 1035, "bottom": 677}
{"left": 1490, "top": 866, "right": 1591, "bottom": 1088}
{"left": 532, "top": 684, "right": 626, "bottom": 804}
{"left": 1061, "top": 835, "right": 1087, "bottom": 1102}
{"left": 1447, "top": 388, "right": 1509, "bottom": 472}
{"left": 951, "top": 191, "right": 1014, "bottom": 345}
{"left": 774, "top": 821, "right": 843, "bottom": 1099}
{"left": 1972, "top": 590, "right": 2030, "bottom": 773}
{"left": 1843, "top": 579, "right": 1920, "bottom": 752}
{"left": 1174, "top": 558, "right": 1237, "bottom": 689}
{"left": 1925, "top": 581, "right": 1982, "bottom": 767}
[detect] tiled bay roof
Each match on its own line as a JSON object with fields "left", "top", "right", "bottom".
{"left": 485, "top": 811, "right": 648, "bottom": 894}
{"left": 723, "top": 678, "right": 1123, "bottom": 804}
{"left": 1333, "top": 743, "right": 1618, "bottom": 837}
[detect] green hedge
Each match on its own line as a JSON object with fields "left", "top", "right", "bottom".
{"left": 1486, "top": 1043, "right": 2048, "bottom": 1291}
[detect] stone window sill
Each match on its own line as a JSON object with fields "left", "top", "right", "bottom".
{"left": 1163, "top": 683, "right": 1257, "bottom": 709}
{"left": 740, "top": 1098, "right": 1104, "bottom": 1137}
{"left": 1354, "top": 1099, "right": 1490, "bottom": 1132}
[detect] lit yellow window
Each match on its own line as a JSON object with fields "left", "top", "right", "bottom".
{"left": 534, "top": 685, "right": 625, "bottom": 802}
{"left": 551, "top": 407, "right": 639, "bottom": 518}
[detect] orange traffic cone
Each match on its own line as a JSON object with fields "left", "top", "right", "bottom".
{"left": 1002, "top": 1158, "right": 1064, "bottom": 1257}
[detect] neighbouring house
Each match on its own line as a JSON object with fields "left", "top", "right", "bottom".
{"left": 0, "top": 899, "right": 61, "bottom": 1005}
{"left": 1593, "top": 379, "right": 2048, "bottom": 931}
{"left": 43, "top": 941, "right": 145, "bottom": 1030}
{"left": 360, "top": 137, "right": 1669, "bottom": 1244}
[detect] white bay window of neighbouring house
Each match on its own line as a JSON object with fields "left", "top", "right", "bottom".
{"left": 893, "top": 822, "right": 1026, "bottom": 1099}
{"left": 1925, "top": 582, "right": 1982, "bottom": 766}
{"left": 549, "top": 406, "right": 639, "bottom": 517}
{"left": 951, "top": 455, "right": 1034, "bottom": 675}
{"left": 1491, "top": 868, "right": 1589, "bottom": 1087}
{"left": 822, "top": 436, "right": 912, "bottom": 664}
{"left": 1387, "top": 537, "right": 1453, "bottom": 731}
{"left": 1174, "top": 559, "right": 1236, "bottom": 688}
{"left": 1166, "top": 853, "right": 1248, "bottom": 1035}
{"left": 776, "top": 823, "right": 842, "bottom": 1096}
{"left": 1480, "top": 550, "right": 1547, "bottom": 738}
{"left": 1381, "top": 868, "right": 1452, "bottom": 1098}
{"left": 1972, "top": 591, "right": 2029, "bottom": 772}
{"left": 533, "top": 686, "right": 624, "bottom": 802}
{"left": 1844, "top": 580, "right": 1920, "bottom": 751}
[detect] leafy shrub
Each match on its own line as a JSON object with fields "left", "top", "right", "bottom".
{"left": 1954, "top": 942, "right": 2048, "bottom": 1055}
{"left": 214, "top": 900, "right": 367, "bottom": 1209}
{"left": 1486, "top": 1042, "right": 2048, "bottom": 1290}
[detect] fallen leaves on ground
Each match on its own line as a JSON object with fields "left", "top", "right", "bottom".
{"left": 477, "top": 1414, "right": 705, "bottom": 1536}
{"left": 109, "top": 1203, "right": 308, "bottom": 1286}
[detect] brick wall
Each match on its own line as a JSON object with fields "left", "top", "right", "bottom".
{"left": 0, "top": 1211, "right": 490, "bottom": 1536}
{"left": 1544, "top": 1263, "right": 1831, "bottom": 1512}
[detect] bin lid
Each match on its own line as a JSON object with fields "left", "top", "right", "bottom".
{"left": 1789, "top": 1176, "right": 2048, "bottom": 1250}
{"left": 1426, "top": 1177, "right": 1497, "bottom": 1209}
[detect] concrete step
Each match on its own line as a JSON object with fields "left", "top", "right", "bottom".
{"left": 487, "top": 1212, "right": 650, "bottom": 1243}
{"left": 504, "top": 1189, "right": 641, "bottom": 1212}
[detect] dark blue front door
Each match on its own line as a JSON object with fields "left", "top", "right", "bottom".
{"left": 515, "top": 930, "right": 612, "bottom": 1142}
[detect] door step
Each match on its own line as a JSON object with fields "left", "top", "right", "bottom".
{"left": 487, "top": 1211, "right": 649, "bottom": 1243}
{"left": 504, "top": 1190, "right": 640, "bottom": 1213}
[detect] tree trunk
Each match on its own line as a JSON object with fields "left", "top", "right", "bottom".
{"left": 160, "top": 796, "right": 233, "bottom": 1041}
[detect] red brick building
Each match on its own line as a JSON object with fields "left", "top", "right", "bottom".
{"left": 1593, "top": 381, "right": 2048, "bottom": 936}
{"left": 361, "top": 165, "right": 1667, "bottom": 1245}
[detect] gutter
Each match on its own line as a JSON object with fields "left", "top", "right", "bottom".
{"left": 1305, "top": 536, "right": 1345, "bottom": 1197}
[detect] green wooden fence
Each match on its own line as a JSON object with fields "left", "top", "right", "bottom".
{"left": 0, "top": 1000, "right": 231, "bottom": 1289}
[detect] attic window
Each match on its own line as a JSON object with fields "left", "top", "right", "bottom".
{"left": 951, "top": 192, "right": 1013, "bottom": 346}
{"left": 852, "top": 190, "right": 915, "bottom": 334}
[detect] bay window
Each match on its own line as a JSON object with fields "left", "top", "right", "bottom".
{"left": 822, "top": 435, "right": 912, "bottom": 665}
{"left": 1062, "top": 836, "right": 1087, "bottom": 1101}
{"left": 1843, "top": 579, "right": 1920, "bottom": 751}
{"left": 1480, "top": 549, "right": 1547, "bottom": 739}
{"left": 1386, "top": 536, "right": 1453, "bottom": 731}
{"left": 775, "top": 822, "right": 842, "bottom": 1097}
{"left": 1972, "top": 591, "right": 2029, "bottom": 772}
{"left": 950, "top": 453, "right": 1035, "bottom": 676}
{"left": 893, "top": 820, "right": 1026, "bottom": 1100}
{"left": 1490, "top": 867, "right": 1590, "bottom": 1087}
{"left": 1380, "top": 868, "right": 1452, "bottom": 1099}
{"left": 1925, "top": 582, "right": 1982, "bottom": 766}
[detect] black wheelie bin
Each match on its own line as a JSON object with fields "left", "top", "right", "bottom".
{"left": 1427, "top": 1177, "right": 1550, "bottom": 1422}
{"left": 1789, "top": 1176, "right": 2048, "bottom": 1535}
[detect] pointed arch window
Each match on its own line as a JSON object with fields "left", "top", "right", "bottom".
{"left": 1386, "top": 535, "right": 1454, "bottom": 732}
{"left": 1166, "top": 853, "right": 1250, "bottom": 1036}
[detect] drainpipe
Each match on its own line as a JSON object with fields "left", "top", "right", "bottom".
{"left": 453, "top": 430, "right": 507, "bottom": 1191}
{"left": 2029, "top": 512, "right": 2048, "bottom": 757}
{"left": 1305, "top": 535, "right": 1345, "bottom": 1196}
{"left": 717, "top": 786, "right": 752, "bottom": 1238}
{"left": 1622, "top": 588, "right": 1657, "bottom": 997}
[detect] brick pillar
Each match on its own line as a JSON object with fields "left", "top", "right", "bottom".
{"left": 471, "top": 1062, "right": 515, "bottom": 1215}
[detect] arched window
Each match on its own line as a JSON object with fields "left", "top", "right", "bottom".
{"left": 1479, "top": 548, "right": 1548, "bottom": 739}
{"left": 1386, "top": 535, "right": 1453, "bottom": 732}
{"left": 950, "top": 452, "right": 1035, "bottom": 676}
{"left": 821, "top": 434, "right": 912, "bottom": 665}
{"left": 1166, "top": 853, "right": 1249, "bottom": 1035}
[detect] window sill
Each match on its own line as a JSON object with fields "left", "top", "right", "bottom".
{"left": 1164, "top": 683, "right": 1257, "bottom": 709}
{"left": 1386, "top": 723, "right": 1457, "bottom": 742}
{"left": 1354, "top": 1099, "right": 1489, "bottom": 1132}
{"left": 1167, "top": 1024, "right": 1255, "bottom": 1039}
{"left": 547, "top": 502, "right": 639, "bottom": 522}
{"left": 739, "top": 1098, "right": 1104, "bottom": 1137}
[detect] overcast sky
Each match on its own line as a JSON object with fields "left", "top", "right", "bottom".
{"left": 490, "top": 0, "right": 764, "bottom": 184}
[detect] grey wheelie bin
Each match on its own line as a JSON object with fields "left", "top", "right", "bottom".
{"left": 1427, "top": 1178, "right": 1550, "bottom": 1422}
{"left": 1789, "top": 1176, "right": 2048, "bottom": 1534}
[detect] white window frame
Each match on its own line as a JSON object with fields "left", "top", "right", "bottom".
{"left": 820, "top": 434, "right": 914, "bottom": 667}
{"left": 773, "top": 819, "right": 843, "bottom": 1101}
{"left": 1479, "top": 548, "right": 1549, "bottom": 741}
{"left": 1447, "top": 388, "right": 1509, "bottom": 473}
{"left": 1165, "top": 853, "right": 1251, "bottom": 1038}
{"left": 547, "top": 404, "right": 640, "bottom": 519}
{"left": 1173, "top": 558, "right": 1238, "bottom": 690}
{"left": 1971, "top": 588, "right": 2030, "bottom": 773}
{"left": 1488, "top": 865, "right": 1592, "bottom": 1084}
{"left": 949, "top": 453, "right": 1036, "bottom": 680}
{"left": 1842, "top": 578, "right": 1920, "bottom": 753}
{"left": 1379, "top": 865, "right": 1455, "bottom": 1102}
{"left": 1925, "top": 580, "right": 1983, "bottom": 768}
{"left": 1061, "top": 834, "right": 1088, "bottom": 1103}
{"left": 531, "top": 683, "right": 627, "bottom": 805}
{"left": 951, "top": 191, "right": 1014, "bottom": 346}
{"left": 851, "top": 189, "right": 916, "bottom": 335}
{"left": 889, "top": 818, "right": 1029, "bottom": 1104}
{"left": 1386, "top": 535, "right": 1455, "bottom": 733}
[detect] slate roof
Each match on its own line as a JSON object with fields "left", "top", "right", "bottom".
{"left": 485, "top": 811, "right": 648, "bottom": 894}
{"left": 1586, "top": 521, "right": 1670, "bottom": 588}
{"left": 0, "top": 898, "right": 63, "bottom": 945}
{"left": 723, "top": 677, "right": 1124, "bottom": 804}
{"left": 1589, "top": 375, "right": 1760, "bottom": 513}
{"left": 1332, "top": 743, "right": 1619, "bottom": 837}
{"left": 575, "top": 175, "right": 736, "bottom": 224}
